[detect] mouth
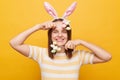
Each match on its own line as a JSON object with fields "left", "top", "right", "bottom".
{"left": 55, "top": 38, "right": 65, "bottom": 42}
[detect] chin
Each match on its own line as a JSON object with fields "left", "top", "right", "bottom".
{"left": 57, "top": 44, "right": 64, "bottom": 46}
{"left": 56, "top": 42, "right": 66, "bottom": 46}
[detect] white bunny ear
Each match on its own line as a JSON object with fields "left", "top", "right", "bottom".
{"left": 44, "top": 2, "right": 58, "bottom": 19}
{"left": 62, "top": 2, "right": 77, "bottom": 18}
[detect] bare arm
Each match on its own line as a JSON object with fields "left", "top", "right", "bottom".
{"left": 9, "top": 24, "right": 42, "bottom": 57}
{"left": 9, "top": 21, "right": 55, "bottom": 57}
{"left": 77, "top": 40, "right": 112, "bottom": 64}
{"left": 65, "top": 40, "right": 112, "bottom": 64}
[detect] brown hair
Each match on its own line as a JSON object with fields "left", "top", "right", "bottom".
{"left": 48, "top": 18, "right": 73, "bottom": 59}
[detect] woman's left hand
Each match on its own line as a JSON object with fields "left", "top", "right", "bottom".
{"left": 65, "top": 40, "right": 80, "bottom": 50}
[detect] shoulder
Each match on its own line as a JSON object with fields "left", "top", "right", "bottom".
{"left": 29, "top": 45, "right": 47, "bottom": 50}
{"left": 72, "top": 50, "right": 81, "bottom": 57}
{"left": 28, "top": 45, "right": 48, "bottom": 59}
{"left": 72, "top": 50, "right": 88, "bottom": 57}
{"left": 28, "top": 45, "right": 48, "bottom": 55}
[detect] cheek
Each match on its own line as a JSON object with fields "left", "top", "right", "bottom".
{"left": 51, "top": 33, "right": 56, "bottom": 40}
{"left": 64, "top": 34, "right": 68, "bottom": 39}
{"left": 63, "top": 34, "right": 68, "bottom": 42}
{"left": 52, "top": 33, "right": 56, "bottom": 37}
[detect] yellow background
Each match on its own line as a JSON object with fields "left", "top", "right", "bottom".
{"left": 0, "top": 0, "right": 119, "bottom": 80}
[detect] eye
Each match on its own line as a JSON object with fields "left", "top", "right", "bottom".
{"left": 62, "top": 30, "right": 67, "bottom": 33}
{"left": 52, "top": 30, "right": 58, "bottom": 33}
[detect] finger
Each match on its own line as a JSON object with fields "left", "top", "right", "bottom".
{"left": 51, "top": 22, "right": 54, "bottom": 28}
{"left": 67, "top": 42, "right": 71, "bottom": 49}
{"left": 68, "top": 41, "right": 73, "bottom": 49}
{"left": 69, "top": 41, "right": 75, "bottom": 49}
{"left": 71, "top": 43, "right": 75, "bottom": 49}
{"left": 53, "top": 23, "right": 57, "bottom": 27}
{"left": 72, "top": 43, "right": 75, "bottom": 49}
{"left": 65, "top": 41, "right": 71, "bottom": 50}
{"left": 47, "top": 23, "right": 51, "bottom": 29}
{"left": 50, "top": 22, "right": 54, "bottom": 28}
{"left": 65, "top": 41, "right": 69, "bottom": 50}
{"left": 69, "top": 43, "right": 72, "bottom": 49}
{"left": 72, "top": 41, "right": 76, "bottom": 49}
{"left": 43, "top": 25, "right": 46, "bottom": 30}
{"left": 48, "top": 23, "right": 52, "bottom": 28}
{"left": 50, "top": 23, "right": 53, "bottom": 28}
{"left": 52, "top": 23, "right": 56, "bottom": 28}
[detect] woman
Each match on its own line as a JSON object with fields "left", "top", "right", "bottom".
{"left": 9, "top": 18, "right": 112, "bottom": 80}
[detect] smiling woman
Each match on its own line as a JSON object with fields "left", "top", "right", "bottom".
{"left": 9, "top": 1, "right": 112, "bottom": 80}
{"left": 9, "top": 18, "right": 112, "bottom": 80}
{"left": 48, "top": 18, "right": 73, "bottom": 59}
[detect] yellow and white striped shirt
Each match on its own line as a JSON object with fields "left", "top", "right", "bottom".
{"left": 28, "top": 45, "right": 94, "bottom": 80}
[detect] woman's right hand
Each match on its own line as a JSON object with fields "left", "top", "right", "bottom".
{"left": 36, "top": 21, "right": 56, "bottom": 30}
{"left": 9, "top": 21, "right": 56, "bottom": 57}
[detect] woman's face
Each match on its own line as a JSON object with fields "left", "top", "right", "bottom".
{"left": 51, "top": 21, "right": 68, "bottom": 46}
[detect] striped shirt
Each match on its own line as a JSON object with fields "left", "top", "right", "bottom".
{"left": 28, "top": 45, "right": 94, "bottom": 80}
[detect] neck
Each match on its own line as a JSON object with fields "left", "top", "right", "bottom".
{"left": 57, "top": 46, "right": 65, "bottom": 53}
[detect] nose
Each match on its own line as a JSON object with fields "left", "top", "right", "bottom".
{"left": 58, "top": 32, "right": 62, "bottom": 37}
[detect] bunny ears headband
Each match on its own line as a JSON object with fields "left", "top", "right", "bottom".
{"left": 44, "top": 1, "right": 77, "bottom": 30}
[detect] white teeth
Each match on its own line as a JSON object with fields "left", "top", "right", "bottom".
{"left": 56, "top": 39, "right": 64, "bottom": 42}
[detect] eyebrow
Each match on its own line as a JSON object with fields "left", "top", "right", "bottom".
{"left": 52, "top": 27, "right": 66, "bottom": 31}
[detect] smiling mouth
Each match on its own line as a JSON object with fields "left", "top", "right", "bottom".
{"left": 56, "top": 39, "right": 65, "bottom": 42}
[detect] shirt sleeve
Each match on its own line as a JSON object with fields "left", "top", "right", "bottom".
{"left": 79, "top": 50, "right": 94, "bottom": 65}
{"left": 28, "top": 45, "right": 44, "bottom": 63}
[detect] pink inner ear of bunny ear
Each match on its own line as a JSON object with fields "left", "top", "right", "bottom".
{"left": 44, "top": 2, "right": 58, "bottom": 19}
{"left": 62, "top": 2, "right": 77, "bottom": 18}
